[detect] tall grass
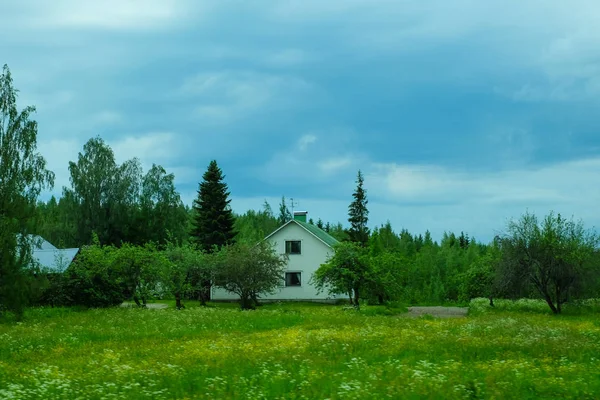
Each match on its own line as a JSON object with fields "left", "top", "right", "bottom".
{"left": 0, "top": 302, "right": 599, "bottom": 399}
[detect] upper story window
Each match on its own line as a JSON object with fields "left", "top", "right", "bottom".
{"left": 285, "top": 240, "right": 301, "bottom": 254}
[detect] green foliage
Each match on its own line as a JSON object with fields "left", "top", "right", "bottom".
{"left": 138, "top": 164, "right": 189, "bottom": 245}
{"left": 36, "top": 138, "right": 188, "bottom": 248}
{"left": 365, "top": 251, "right": 407, "bottom": 304}
{"left": 110, "top": 242, "right": 167, "bottom": 307}
{"left": 65, "top": 241, "right": 126, "bottom": 308}
{"left": 0, "top": 64, "right": 54, "bottom": 317}
{"left": 347, "top": 170, "right": 369, "bottom": 246}
{"left": 191, "top": 160, "right": 236, "bottom": 253}
{"left": 277, "top": 196, "right": 292, "bottom": 225}
{"left": 213, "top": 241, "right": 288, "bottom": 310}
{"left": 161, "top": 242, "right": 210, "bottom": 309}
{"left": 233, "top": 202, "right": 279, "bottom": 244}
{"left": 496, "top": 211, "right": 600, "bottom": 313}
{"left": 313, "top": 241, "right": 371, "bottom": 308}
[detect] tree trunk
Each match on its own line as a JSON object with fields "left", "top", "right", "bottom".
{"left": 133, "top": 295, "right": 142, "bottom": 307}
{"left": 556, "top": 286, "right": 562, "bottom": 314}
{"left": 541, "top": 290, "right": 559, "bottom": 314}
{"left": 353, "top": 287, "right": 360, "bottom": 310}
{"left": 348, "top": 290, "right": 354, "bottom": 305}
{"left": 251, "top": 292, "right": 261, "bottom": 307}
{"left": 489, "top": 296, "right": 495, "bottom": 307}
{"left": 175, "top": 292, "right": 185, "bottom": 310}
{"left": 378, "top": 294, "right": 384, "bottom": 305}
{"left": 240, "top": 294, "right": 255, "bottom": 310}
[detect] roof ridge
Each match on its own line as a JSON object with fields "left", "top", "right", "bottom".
{"left": 295, "top": 220, "right": 339, "bottom": 247}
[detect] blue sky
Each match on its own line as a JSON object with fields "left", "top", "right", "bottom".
{"left": 2, "top": 0, "right": 600, "bottom": 242}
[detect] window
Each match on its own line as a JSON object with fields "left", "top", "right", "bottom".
{"left": 285, "top": 240, "right": 301, "bottom": 254}
{"left": 285, "top": 272, "right": 301, "bottom": 287}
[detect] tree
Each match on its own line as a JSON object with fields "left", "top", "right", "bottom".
{"left": 366, "top": 251, "right": 407, "bottom": 304}
{"left": 277, "top": 196, "right": 292, "bottom": 225}
{"left": 316, "top": 218, "right": 324, "bottom": 230}
{"left": 213, "top": 241, "right": 287, "bottom": 310}
{"left": 111, "top": 243, "right": 165, "bottom": 307}
{"left": 161, "top": 241, "right": 213, "bottom": 309}
{"left": 0, "top": 64, "right": 55, "bottom": 317}
{"left": 347, "top": 170, "right": 369, "bottom": 246}
{"left": 139, "top": 164, "right": 188, "bottom": 245}
{"left": 190, "top": 160, "right": 236, "bottom": 304}
{"left": 234, "top": 207, "right": 279, "bottom": 245}
{"left": 496, "top": 211, "right": 599, "bottom": 314}
{"left": 65, "top": 236, "right": 127, "bottom": 308}
{"left": 312, "top": 241, "right": 371, "bottom": 309}
{"left": 190, "top": 160, "right": 236, "bottom": 253}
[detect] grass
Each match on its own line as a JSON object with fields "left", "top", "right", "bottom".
{"left": 0, "top": 299, "right": 598, "bottom": 399}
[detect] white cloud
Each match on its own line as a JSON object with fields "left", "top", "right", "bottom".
{"left": 110, "top": 132, "right": 176, "bottom": 166}
{"left": 1, "top": 0, "right": 199, "bottom": 31}
{"left": 180, "top": 70, "right": 317, "bottom": 123}
{"left": 367, "top": 156, "right": 600, "bottom": 219}
{"left": 318, "top": 157, "right": 353, "bottom": 173}
{"left": 298, "top": 134, "right": 317, "bottom": 151}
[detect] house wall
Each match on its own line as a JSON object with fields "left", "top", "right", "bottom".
{"left": 211, "top": 222, "right": 342, "bottom": 301}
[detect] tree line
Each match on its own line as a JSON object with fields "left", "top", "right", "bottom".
{"left": 2, "top": 63, "right": 600, "bottom": 317}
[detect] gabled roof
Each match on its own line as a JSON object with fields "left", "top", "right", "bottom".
{"left": 264, "top": 219, "right": 339, "bottom": 248}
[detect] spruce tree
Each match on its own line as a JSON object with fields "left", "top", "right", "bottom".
{"left": 316, "top": 218, "right": 324, "bottom": 230}
{"left": 191, "top": 160, "right": 236, "bottom": 253}
{"left": 347, "top": 170, "right": 369, "bottom": 246}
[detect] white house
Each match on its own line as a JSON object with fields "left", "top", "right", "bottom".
{"left": 211, "top": 211, "right": 344, "bottom": 302}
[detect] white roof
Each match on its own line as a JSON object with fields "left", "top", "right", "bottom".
{"left": 33, "top": 248, "right": 79, "bottom": 273}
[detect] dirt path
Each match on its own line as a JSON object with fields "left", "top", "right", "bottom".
{"left": 406, "top": 306, "right": 468, "bottom": 318}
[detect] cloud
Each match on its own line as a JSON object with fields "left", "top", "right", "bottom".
{"left": 1, "top": 0, "right": 199, "bottom": 31}
{"left": 368, "top": 157, "right": 600, "bottom": 211}
{"left": 110, "top": 132, "right": 177, "bottom": 166}
{"left": 257, "top": 132, "right": 362, "bottom": 188}
{"left": 298, "top": 134, "right": 317, "bottom": 151}
{"left": 179, "top": 70, "right": 318, "bottom": 124}
{"left": 318, "top": 157, "right": 353, "bottom": 173}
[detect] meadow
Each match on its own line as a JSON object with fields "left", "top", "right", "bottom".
{"left": 1, "top": 299, "right": 599, "bottom": 399}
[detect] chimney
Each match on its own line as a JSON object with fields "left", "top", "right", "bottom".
{"left": 293, "top": 211, "right": 307, "bottom": 223}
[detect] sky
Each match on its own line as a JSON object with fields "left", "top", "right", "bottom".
{"left": 2, "top": 0, "right": 600, "bottom": 242}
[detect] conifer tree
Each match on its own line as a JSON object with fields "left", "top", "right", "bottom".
{"left": 347, "top": 170, "right": 369, "bottom": 246}
{"left": 316, "top": 218, "right": 324, "bottom": 230}
{"left": 191, "top": 160, "right": 236, "bottom": 253}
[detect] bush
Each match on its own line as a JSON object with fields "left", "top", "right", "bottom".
{"left": 64, "top": 244, "right": 127, "bottom": 308}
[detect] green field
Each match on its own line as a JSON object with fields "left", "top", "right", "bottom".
{"left": 1, "top": 300, "right": 599, "bottom": 399}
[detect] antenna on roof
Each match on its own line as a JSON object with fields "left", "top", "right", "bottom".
{"left": 289, "top": 197, "right": 299, "bottom": 215}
